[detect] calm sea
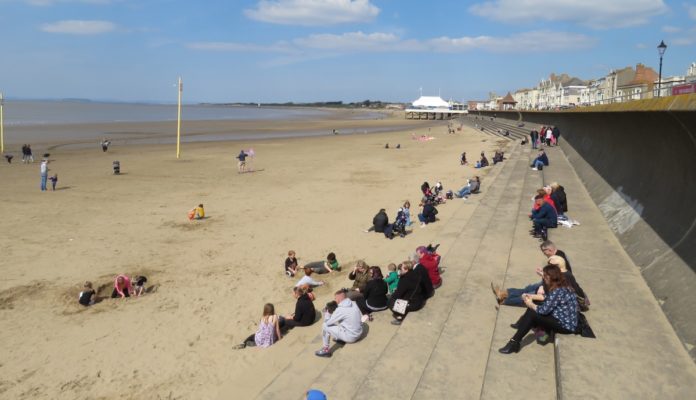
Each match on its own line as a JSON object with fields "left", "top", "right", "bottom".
{"left": 2, "top": 100, "right": 358, "bottom": 126}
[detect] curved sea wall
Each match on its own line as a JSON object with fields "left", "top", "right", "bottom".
{"left": 477, "top": 94, "right": 696, "bottom": 360}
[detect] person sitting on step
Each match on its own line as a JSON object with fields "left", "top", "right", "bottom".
{"left": 499, "top": 264, "right": 578, "bottom": 354}
{"left": 529, "top": 195, "right": 557, "bottom": 240}
{"left": 531, "top": 149, "right": 549, "bottom": 171}
{"left": 315, "top": 289, "right": 364, "bottom": 357}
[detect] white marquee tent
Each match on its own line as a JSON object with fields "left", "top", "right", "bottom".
{"left": 411, "top": 96, "right": 450, "bottom": 109}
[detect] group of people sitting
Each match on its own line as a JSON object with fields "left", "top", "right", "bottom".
{"left": 529, "top": 183, "right": 568, "bottom": 240}
{"left": 78, "top": 274, "right": 148, "bottom": 306}
{"left": 242, "top": 244, "right": 445, "bottom": 357}
{"left": 475, "top": 152, "right": 489, "bottom": 168}
{"left": 491, "top": 240, "right": 592, "bottom": 353}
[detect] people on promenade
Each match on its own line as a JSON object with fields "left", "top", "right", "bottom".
{"left": 499, "top": 264, "right": 578, "bottom": 354}
{"left": 315, "top": 289, "right": 364, "bottom": 357}
{"left": 552, "top": 126, "right": 561, "bottom": 146}
{"left": 545, "top": 127, "right": 553, "bottom": 146}
{"left": 530, "top": 130, "right": 539, "bottom": 149}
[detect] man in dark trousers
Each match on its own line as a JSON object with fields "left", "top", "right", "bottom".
{"left": 529, "top": 130, "right": 539, "bottom": 149}
{"left": 552, "top": 126, "right": 561, "bottom": 146}
{"left": 530, "top": 195, "right": 557, "bottom": 239}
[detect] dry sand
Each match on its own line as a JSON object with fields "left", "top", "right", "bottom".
{"left": 0, "top": 114, "right": 510, "bottom": 399}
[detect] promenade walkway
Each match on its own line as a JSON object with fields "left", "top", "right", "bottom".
{"left": 219, "top": 125, "right": 696, "bottom": 399}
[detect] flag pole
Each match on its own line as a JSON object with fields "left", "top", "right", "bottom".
{"left": 0, "top": 92, "right": 4, "bottom": 154}
{"left": 176, "top": 77, "right": 182, "bottom": 159}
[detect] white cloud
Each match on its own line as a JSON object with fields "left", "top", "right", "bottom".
{"left": 662, "top": 25, "right": 681, "bottom": 33}
{"left": 41, "top": 20, "right": 116, "bottom": 34}
{"left": 244, "top": 0, "right": 379, "bottom": 26}
{"left": 429, "top": 31, "right": 595, "bottom": 53}
{"left": 469, "top": 0, "right": 667, "bottom": 29}
{"left": 188, "top": 30, "right": 595, "bottom": 57}
{"left": 689, "top": 5, "right": 696, "bottom": 20}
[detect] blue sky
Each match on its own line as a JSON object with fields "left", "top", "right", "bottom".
{"left": 0, "top": 0, "right": 695, "bottom": 103}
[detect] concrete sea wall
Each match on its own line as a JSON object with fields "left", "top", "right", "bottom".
{"left": 477, "top": 94, "right": 696, "bottom": 360}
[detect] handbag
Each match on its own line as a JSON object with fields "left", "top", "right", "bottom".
{"left": 392, "top": 275, "right": 421, "bottom": 316}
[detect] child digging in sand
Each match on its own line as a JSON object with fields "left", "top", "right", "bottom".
{"left": 78, "top": 281, "right": 96, "bottom": 306}
{"left": 188, "top": 204, "right": 205, "bottom": 220}
{"left": 285, "top": 250, "right": 299, "bottom": 277}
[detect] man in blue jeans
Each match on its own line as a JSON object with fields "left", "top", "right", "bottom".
{"left": 39, "top": 160, "right": 48, "bottom": 191}
{"left": 530, "top": 149, "right": 549, "bottom": 170}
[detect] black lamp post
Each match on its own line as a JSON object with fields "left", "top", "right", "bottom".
{"left": 657, "top": 40, "right": 667, "bottom": 98}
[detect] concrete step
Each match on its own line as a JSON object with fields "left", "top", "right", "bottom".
{"left": 536, "top": 146, "right": 696, "bottom": 398}
{"left": 410, "top": 144, "right": 555, "bottom": 399}
{"left": 246, "top": 141, "right": 522, "bottom": 400}
{"left": 350, "top": 144, "right": 530, "bottom": 399}
{"left": 479, "top": 146, "right": 556, "bottom": 399}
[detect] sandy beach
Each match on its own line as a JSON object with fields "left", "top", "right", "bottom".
{"left": 0, "top": 114, "right": 510, "bottom": 399}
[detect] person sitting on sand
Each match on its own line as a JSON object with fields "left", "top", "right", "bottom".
{"left": 78, "top": 281, "right": 97, "bottom": 306}
{"left": 296, "top": 267, "right": 324, "bottom": 288}
{"left": 111, "top": 275, "right": 134, "bottom": 298}
{"left": 285, "top": 250, "right": 299, "bottom": 277}
{"left": 325, "top": 252, "right": 340, "bottom": 272}
{"left": 498, "top": 264, "right": 578, "bottom": 354}
{"left": 235, "top": 303, "right": 282, "bottom": 349}
{"left": 188, "top": 204, "right": 205, "bottom": 221}
{"left": 282, "top": 285, "right": 317, "bottom": 329}
{"left": 372, "top": 208, "right": 389, "bottom": 233}
{"left": 417, "top": 201, "right": 438, "bottom": 227}
{"left": 315, "top": 289, "right": 364, "bottom": 357}
{"left": 475, "top": 152, "right": 489, "bottom": 168}
{"left": 133, "top": 275, "right": 147, "bottom": 296}
{"left": 391, "top": 208, "right": 408, "bottom": 238}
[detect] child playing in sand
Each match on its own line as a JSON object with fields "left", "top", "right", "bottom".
{"left": 296, "top": 267, "right": 324, "bottom": 288}
{"left": 325, "top": 252, "right": 340, "bottom": 272}
{"left": 285, "top": 250, "right": 299, "bottom": 277}
{"left": 188, "top": 204, "right": 205, "bottom": 220}
{"left": 403, "top": 200, "right": 412, "bottom": 226}
{"left": 78, "top": 281, "right": 96, "bottom": 306}
{"left": 133, "top": 275, "right": 147, "bottom": 296}
{"left": 48, "top": 174, "right": 58, "bottom": 191}
{"left": 384, "top": 263, "right": 400, "bottom": 295}
{"left": 111, "top": 275, "right": 133, "bottom": 298}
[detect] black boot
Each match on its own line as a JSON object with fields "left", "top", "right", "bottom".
{"left": 498, "top": 340, "right": 520, "bottom": 354}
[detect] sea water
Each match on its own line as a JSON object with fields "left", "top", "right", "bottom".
{"left": 2, "top": 100, "right": 338, "bottom": 126}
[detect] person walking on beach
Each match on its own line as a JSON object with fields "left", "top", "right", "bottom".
{"left": 39, "top": 159, "right": 48, "bottom": 191}
{"left": 48, "top": 174, "right": 58, "bottom": 191}
{"left": 237, "top": 150, "right": 248, "bottom": 173}
{"left": 26, "top": 145, "right": 34, "bottom": 163}
{"left": 101, "top": 138, "right": 111, "bottom": 152}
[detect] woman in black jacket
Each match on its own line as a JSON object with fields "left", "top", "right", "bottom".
{"left": 282, "top": 285, "right": 317, "bottom": 328}
{"left": 356, "top": 266, "right": 389, "bottom": 320}
{"left": 550, "top": 182, "right": 568, "bottom": 216}
{"left": 389, "top": 261, "right": 426, "bottom": 325}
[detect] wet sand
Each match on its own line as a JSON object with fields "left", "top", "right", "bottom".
{"left": 0, "top": 114, "right": 509, "bottom": 399}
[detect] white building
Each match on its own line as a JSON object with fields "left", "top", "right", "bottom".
{"left": 410, "top": 96, "right": 451, "bottom": 110}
